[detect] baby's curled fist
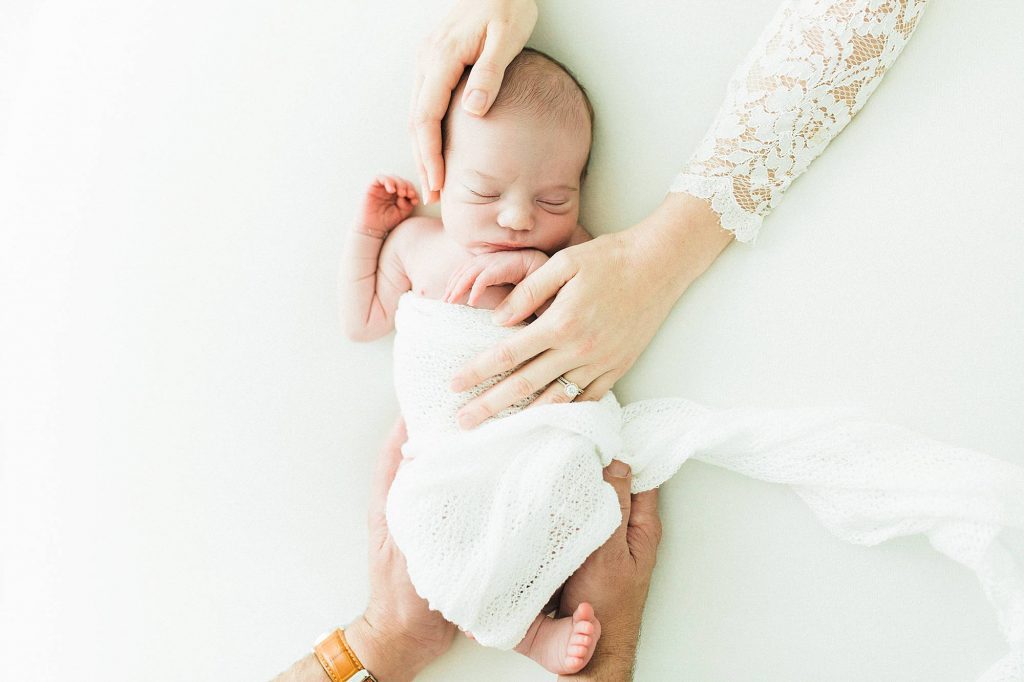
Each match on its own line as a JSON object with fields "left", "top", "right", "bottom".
{"left": 445, "top": 249, "right": 549, "bottom": 308}
{"left": 357, "top": 174, "right": 420, "bottom": 239}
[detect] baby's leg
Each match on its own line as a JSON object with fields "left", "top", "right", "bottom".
{"left": 513, "top": 602, "right": 600, "bottom": 675}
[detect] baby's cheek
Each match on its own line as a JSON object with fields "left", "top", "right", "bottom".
{"left": 538, "top": 213, "right": 579, "bottom": 249}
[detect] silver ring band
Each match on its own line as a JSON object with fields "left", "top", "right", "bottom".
{"left": 556, "top": 376, "right": 582, "bottom": 399}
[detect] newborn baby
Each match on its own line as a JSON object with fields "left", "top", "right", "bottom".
{"left": 342, "top": 48, "right": 601, "bottom": 674}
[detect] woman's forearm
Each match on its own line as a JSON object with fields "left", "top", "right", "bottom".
{"left": 671, "top": 0, "right": 930, "bottom": 242}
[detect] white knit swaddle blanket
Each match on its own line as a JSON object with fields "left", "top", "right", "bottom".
{"left": 385, "top": 293, "right": 1024, "bottom": 679}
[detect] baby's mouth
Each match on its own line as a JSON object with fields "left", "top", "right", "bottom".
{"left": 481, "top": 241, "right": 530, "bottom": 251}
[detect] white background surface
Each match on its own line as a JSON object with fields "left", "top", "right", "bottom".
{"left": 1, "top": 1, "right": 1022, "bottom": 680}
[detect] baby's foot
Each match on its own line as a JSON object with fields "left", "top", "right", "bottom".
{"left": 514, "top": 602, "right": 601, "bottom": 675}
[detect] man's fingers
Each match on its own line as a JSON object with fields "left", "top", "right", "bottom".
{"left": 492, "top": 255, "right": 577, "bottom": 326}
{"left": 368, "top": 417, "right": 408, "bottom": 530}
{"left": 627, "top": 488, "right": 663, "bottom": 569}
{"left": 460, "top": 23, "right": 521, "bottom": 117}
{"left": 603, "top": 460, "right": 633, "bottom": 547}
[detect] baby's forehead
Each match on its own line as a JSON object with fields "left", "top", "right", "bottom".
{"left": 443, "top": 48, "right": 593, "bottom": 161}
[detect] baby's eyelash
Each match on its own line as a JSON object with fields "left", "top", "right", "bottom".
{"left": 469, "top": 189, "right": 499, "bottom": 199}
{"left": 539, "top": 200, "right": 567, "bottom": 207}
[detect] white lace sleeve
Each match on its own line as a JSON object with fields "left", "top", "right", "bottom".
{"left": 670, "top": 0, "right": 929, "bottom": 243}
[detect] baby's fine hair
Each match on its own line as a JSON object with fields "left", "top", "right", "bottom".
{"left": 442, "top": 47, "right": 595, "bottom": 179}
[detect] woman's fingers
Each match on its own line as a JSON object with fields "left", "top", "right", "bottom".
{"left": 492, "top": 253, "right": 578, "bottom": 325}
{"left": 529, "top": 366, "right": 601, "bottom": 408}
{"left": 450, "top": 321, "right": 553, "bottom": 393}
{"left": 413, "top": 51, "right": 465, "bottom": 195}
{"left": 409, "top": 68, "right": 430, "bottom": 200}
{"left": 460, "top": 21, "right": 522, "bottom": 117}
{"left": 576, "top": 369, "right": 618, "bottom": 403}
{"left": 454, "top": 348, "right": 569, "bottom": 429}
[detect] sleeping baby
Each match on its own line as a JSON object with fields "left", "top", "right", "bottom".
{"left": 341, "top": 48, "right": 607, "bottom": 675}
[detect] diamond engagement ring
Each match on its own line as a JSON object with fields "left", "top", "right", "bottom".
{"left": 556, "top": 376, "right": 582, "bottom": 399}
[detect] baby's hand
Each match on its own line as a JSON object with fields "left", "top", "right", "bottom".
{"left": 358, "top": 175, "right": 420, "bottom": 239}
{"left": 445, "top": 249, "right": 548, "bottom": 307}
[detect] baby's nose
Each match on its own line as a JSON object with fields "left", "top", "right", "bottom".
{"left": 497, "top": 204, "right": 534, "bottom": 231}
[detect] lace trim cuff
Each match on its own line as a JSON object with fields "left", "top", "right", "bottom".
{"left": 668, "top": 173, "right": 762, "bottom": 244}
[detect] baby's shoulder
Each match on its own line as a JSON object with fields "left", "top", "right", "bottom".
{"left": 387, "top": 215, "right": 444, "bottom": 249}
{"left": 384, "top": 215, "right": 448, "bottom": 280}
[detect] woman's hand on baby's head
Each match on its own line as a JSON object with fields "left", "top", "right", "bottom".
{"left": 411, "top": 0, "right": 537, "bottom": 203}
{"left": 357, "top": 175, "right": 420, "bottom": 240}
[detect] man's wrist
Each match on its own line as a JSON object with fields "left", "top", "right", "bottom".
{"left": 343, "top": 613, "right": 433, "bottom": 682}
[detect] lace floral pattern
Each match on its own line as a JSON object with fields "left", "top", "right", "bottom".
{"left": 671, "top": 0, "right": 929, "bottom": 242}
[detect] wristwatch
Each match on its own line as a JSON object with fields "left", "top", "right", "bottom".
{"left": 313, "top": 627, "right": 379, "bottom": 682}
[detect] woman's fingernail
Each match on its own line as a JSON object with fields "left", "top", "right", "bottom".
{"left": 607, "top": 460, "right": 631, "bottom": 478}
{"left": 457, "top": 411, "right": 475, "bottom": 429}
{"left": 450, "top": 377, "right": 465, "bottom": 392}
{"left": 464, "top": 89, "right": 487, "bottom": 115}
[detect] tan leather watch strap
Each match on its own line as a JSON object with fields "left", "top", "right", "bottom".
{"left": 313, "top": 628, "right": 377, "bottom": 682}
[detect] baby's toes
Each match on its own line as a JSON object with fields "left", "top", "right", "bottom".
{"left": 563, "top": 646, "right": 588, "bottom": 673}
{"left": 574, "top": 619, "right": 595, "bottom": 637}
{"left": 570, "top": 631, "right": 592, "bottom": 649}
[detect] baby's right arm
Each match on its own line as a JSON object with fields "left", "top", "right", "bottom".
{"left": 340, "top": 175, "right": 419, "bottom": 342}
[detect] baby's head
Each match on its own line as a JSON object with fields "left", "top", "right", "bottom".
{"left": 440, "top": 48, "right": 593, "bottom": 255}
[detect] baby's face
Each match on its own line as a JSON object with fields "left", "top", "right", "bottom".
{"left": 440, "top": 109, "right": 590, "bottom": 256}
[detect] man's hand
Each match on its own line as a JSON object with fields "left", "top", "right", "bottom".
{"left": 558, "top": 461, "right": 662, "bottom": 681}
{"left": 344, "top": 419, "right": 456, "bottom": 681}
{"left": 271, "top": 420, "right": 454, "bottom": 682}
{"left": 411, "top": 0, "right": 537, "bottom": 203}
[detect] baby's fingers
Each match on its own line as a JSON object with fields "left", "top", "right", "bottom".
{"left": 445, "top": 264, "right": 470, "bottom": 302}
{"left": 374, "top": 175, "right": 397, "bottom": 194}
{"left": 396, "top": 177, "right": 421, "bottom": 203}
{"left": 447, "top": 265, "right": 484, "bottom": 305}
{"left": 468, "top": 267, "right": 500, "bottom": 306}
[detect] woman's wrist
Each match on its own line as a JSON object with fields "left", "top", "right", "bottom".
{"left": 630, "top": 191, "right": 734, "bottom": 301}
